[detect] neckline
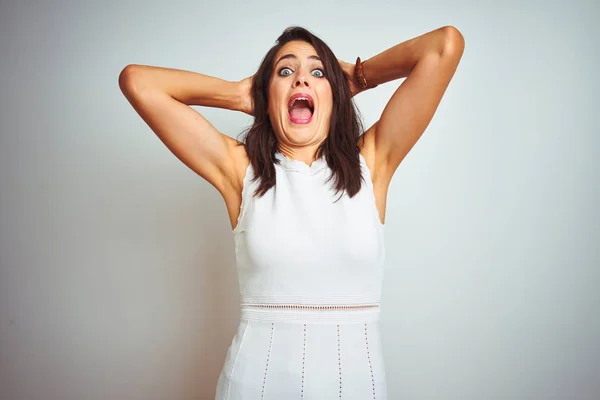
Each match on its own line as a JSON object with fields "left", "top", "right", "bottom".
{"left": 274, "top": 151, "right": 327, "bottom": 173}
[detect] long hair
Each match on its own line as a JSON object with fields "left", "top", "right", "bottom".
{"left": 236, "top": 26, "right": 366, "bottom": 201}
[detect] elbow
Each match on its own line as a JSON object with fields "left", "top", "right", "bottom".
{"left": 118, "top": 64, "right": 144, "bottom": 95}
{"left": 440, "top": 26, "right": 465, "bottom": 57}
{"left": 118, "top": 65, "right": 135, "bottom": 94}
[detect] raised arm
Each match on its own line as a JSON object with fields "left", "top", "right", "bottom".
{"left": 118, "top": 65, "right": 253, "bottom": 195}
{"left": 341, "top": 26, "right": 465, "bottom": 185}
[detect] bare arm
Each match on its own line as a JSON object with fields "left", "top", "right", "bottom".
{"left": 340, "top": 26, "right": 465, "bottom": 184}
{"left": 368, "top": 27, "right": 464, "bottom": 180}
{"left": 118, "top": 65, "right": 252, "bottom": 194}
{"left": 121, "top": 64, "right": 252, "bottom": 111}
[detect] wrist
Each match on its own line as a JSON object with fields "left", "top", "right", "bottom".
{"left": 223, "top": 80, "right": 244, "bottom": 113}
{"left": 235, "top": 78, "right": 253, "bottom": 115}
{"left": 354, "top": 57, "right": 378, "bottom": 90}
{"left": 231, "top": 80, "right": 244, "bottom": 112}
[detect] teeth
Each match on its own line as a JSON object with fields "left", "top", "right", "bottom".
{"left": 289, "top": 97, "right": 313, "bottom": 109}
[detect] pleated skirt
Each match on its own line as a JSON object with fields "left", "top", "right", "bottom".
{"left": 215, "top": 306, "right": 388, "bottom": 399}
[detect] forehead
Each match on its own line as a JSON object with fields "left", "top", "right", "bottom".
{"left": 274, "top": 40, "right": 320, "bottom": 63}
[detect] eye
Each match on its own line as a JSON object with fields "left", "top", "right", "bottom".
{"left": 312, "top": 68, "right": 325, "bottom": 78}
{"left": 279, "top": 67, "right": 293, "bottom": 76}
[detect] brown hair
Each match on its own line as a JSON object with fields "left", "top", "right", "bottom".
{"left": 237, "top": 26, "right": 366, "bottom": 201}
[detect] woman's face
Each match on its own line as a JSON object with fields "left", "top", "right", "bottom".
{"left": 268, "top": 40, "right": 333, "bottom": 150}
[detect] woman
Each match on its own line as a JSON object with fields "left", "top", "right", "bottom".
{"left": 119, "top": 25, "right": 464, "bottom": 399}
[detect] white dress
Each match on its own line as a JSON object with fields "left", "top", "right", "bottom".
{"left": 215, "top": 150, "right": 387, "bottom": 399}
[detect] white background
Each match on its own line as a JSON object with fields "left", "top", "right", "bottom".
{"left": 1, "top": 0, "right": 598, "bottom": 398}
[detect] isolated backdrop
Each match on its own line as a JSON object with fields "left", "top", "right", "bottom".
{"left": 1, "top": 0, "right": 599, "bottom": 399}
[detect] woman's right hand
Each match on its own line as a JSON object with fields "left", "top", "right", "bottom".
{"left": 238, "top": 75, "right": 254, "bottom": 116}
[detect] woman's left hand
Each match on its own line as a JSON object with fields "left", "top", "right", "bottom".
{"left": 337, "top": 58, "right": 363, "bottom": 98}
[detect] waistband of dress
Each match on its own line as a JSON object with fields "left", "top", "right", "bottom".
{"left": 239, "top": 304, "right": 381, "bottom": 324}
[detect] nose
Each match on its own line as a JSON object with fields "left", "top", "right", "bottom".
{"left": 293, "top": 74, "right": 310, "bottom": 88}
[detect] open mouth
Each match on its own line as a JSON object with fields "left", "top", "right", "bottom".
{"left": 288, "top": 95, "right": 314, "bottom": 123}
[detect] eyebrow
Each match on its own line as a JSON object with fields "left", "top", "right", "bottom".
{"left": 275, "top": 54, "right": 321, "bottom": 66}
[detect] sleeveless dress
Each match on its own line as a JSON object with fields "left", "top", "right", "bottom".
{"left": 215, "top": 150, "right": 387, "bottom": 399}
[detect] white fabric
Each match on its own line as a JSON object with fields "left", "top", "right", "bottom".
{"left": 215, "top": 150, "right": 387, "bottom": 399}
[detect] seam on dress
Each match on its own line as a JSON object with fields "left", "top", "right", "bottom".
{"left": 365, "top": 323, "right": 376, "bottom": 399}
{"left": 337, "top": 324, "right": 342, "bottom": 399}
{"left": 224, "top": 320, "right": 249, "bottom": 400}
{"left": 300, "top": 323, "right": 307, "bottom": 399}
{"left": 261, "top": 322, "right": 275, "bottom": 399}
